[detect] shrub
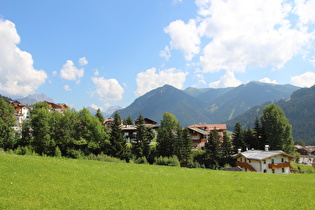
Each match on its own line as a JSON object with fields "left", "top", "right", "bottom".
{"left": 66, "top": 149, "right": 84, "bottom": 159}
{"left": 134, "top": 156, "right": 148, "bottom": 164}
{"left": 154, "top": 156, "right": 180, "bottom": 167}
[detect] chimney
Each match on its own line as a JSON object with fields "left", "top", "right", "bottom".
{"left": 238, "top": 149, "right": 242, "bottom": 154}
{"left": 265, "top": 145, "right": 269, "bottom": 151}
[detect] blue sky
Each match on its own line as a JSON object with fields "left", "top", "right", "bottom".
{"left": 0, "top": 0, "right": 315, "bottom": 111}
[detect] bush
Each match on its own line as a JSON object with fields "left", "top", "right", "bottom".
{"left": 67, "top": 149, "right": 84, "bottom": 159}
{"left": 85, "top": 153, "right": 124, "bottom": 163}
{"left": 134, "top": 156, "right": 148, "bottom": 164}
{"left": 154, "top": 156, "right": 180, "bottom": 167}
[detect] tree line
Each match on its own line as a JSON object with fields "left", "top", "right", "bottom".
{"left": 0, "top": 98, "right": 295, "bottom": 168}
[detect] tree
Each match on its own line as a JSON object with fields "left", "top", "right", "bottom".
{"left": 0, "top": 98, "right": 16, "bottom": 150}
{"left": 244, "top": 127, "right": 255, "bottom": 149}
{"left": 18, "top": 120, "right": 33, "bottom": 147}
{"left": 221, "top": 132, "right": 233, "bottom": 164}
{"left": 156, "top": 113, "right": 179, "bottom": 157}
{"left": 180, "top": 128, "right": 192, "bottom": 167}
{"left": 109, "top": 112, "right": 125, "bottom": 158}
{"left": 77, "top": 108, "right": 110, "bottom": 155}
{"left": 95, "top": 108, "right": 104, "bottom": 124}
{"left": 31, "top": 107, "right": 55, "bottom": 155}
{"left": 124, "top": 115, "right": 133, "bottom": 125}
{"left": 232, "top": 122, "right": 246, "bottom": 153}
{"left": 260, "top": 103, "right": 294, "bottom": 154}
{"left": 132, "top": 114, "right": 151, "bottom": 159}
{"left": 253, "top": 116, "right": 264, "bottom": 150}
{"left": 204, "top": 127, "right": 221, "bottom": 169}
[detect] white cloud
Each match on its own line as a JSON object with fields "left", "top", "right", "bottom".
{"left": 291, "top": 71, "right": 315, "bottom": 87}
{"left": 64, "top": 85, "right": 71, "bottom": 91}
{"left": 259, "top": 77, "right": 278, "bottom": 84}
{"left": 293, "top": 0, "right": 315, "bottom": 25}
{"left": 92, "top": 77, "right": 124, "bottom": 101}
{"left": 194, "top": 73, "right": 206, "bottom": 85}
{"left": 52, "top": 71, "right": 57, "bottom": 76}
{"left": 209, "top": 71, "right": 242, "bottom": 88}
{"left": 89, "top": 104, "right": 103, "bottom": 111}
{"left": 79, "top": 57, "right": 88, "bottom": 66}
{"left": 198, "top": 0, "right": 312, "bottom": 73}
{"left": 93, "top": 69, "right": 99, "bottom": 76}
{"left": 166, "top": 0, "right": 315, "bottom": 75}
{"left": 0, "top": 19, "right": 47, "bottom": 97}
{"left": 164, "top": 19, "right": 200, "bottom": 61}
{"left": 135, "top": 68, "right": 188, "bottom": 96}
{"left": 160, "top": 46, "right": 171, "bottom": 61}
{"left": 60, "top": 60, "right": 84, "bottom": 81}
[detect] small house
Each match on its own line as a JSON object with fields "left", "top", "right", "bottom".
{"left": 233, "top": 145, "right": 296, "bottom": 174}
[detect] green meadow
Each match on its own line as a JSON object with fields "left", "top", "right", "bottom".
{"left": 1, "top": 153, "right": 314, "bottom": 209}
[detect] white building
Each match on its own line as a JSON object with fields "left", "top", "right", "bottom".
{"left": 233, "top": 146, "right": 296, "bottom": 174}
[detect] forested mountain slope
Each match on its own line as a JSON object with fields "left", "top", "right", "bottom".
{"left": 226, "top": 85, "right": 315, "bottom": 145}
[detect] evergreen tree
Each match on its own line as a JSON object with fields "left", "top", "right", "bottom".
{"left": 204, "top": 127, "right": 221, "bottom": 169}
{"left": 221, "top": 132, "right": 233, "bottom": 164}
{"left": 260, "top": 103, "right": 294, "bottom": 154}
{"left": 174, "top": 125, "right": 183, "bottom": 161}
{"left": 180, "top": 128, "right": 192, "bottom": 167}
{"left": 232, "top": 122, "right": 246, "bottom": 153}
{"left": 131, "top": 114, "right": 149, "bottom": 158}
{"left": 156, "top": 113, "right": 179, "bottom": 157}
{"left": 253, "top": 117, "right": 264, "bottom": 150}
{"left": 95, "top": 108, "right": 104, "bottom": 124}
{"left": 124, "top": 115, "right": 134, "bottom": 125}
{"left": 0, "top": 98, "right": 16, "bottom": 150}
{"left": 109, "top": 112, "right": 125, "bottom": 158}
{"left": 244, "top": 127, "right": 255, "bottom": 149}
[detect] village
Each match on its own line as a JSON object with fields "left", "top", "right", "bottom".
{"left": 7, "top": 100, "right": 315, "bottom": 174}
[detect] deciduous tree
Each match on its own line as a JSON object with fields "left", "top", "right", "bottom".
{"left": 261, "top": 103, "right": 294, "bottom": 154}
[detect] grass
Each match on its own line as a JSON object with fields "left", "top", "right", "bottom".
{"left": 1, "top": 152, "right": 315, "bottom": 209}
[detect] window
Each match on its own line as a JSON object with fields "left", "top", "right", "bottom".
{"left": 271, "top": 159, "right": 274, "bottom": 164}
{"left": 249, "top": 160, "right": 251, "bottom": 163}
{"left": 282, "top": 168, "right": 285, "bottom": 173}
{"left": 272, "top": 169, "right": 275, "bottom": 173}
{"left": 282, "top": 158, "right": 284, "bottom": 163}
{"left": 263, "top": 160, "right": 266, "bottom": 164}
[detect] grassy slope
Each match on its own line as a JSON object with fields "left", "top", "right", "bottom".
{"left": 1, "top": 153, "right": 314, "bottom": 209}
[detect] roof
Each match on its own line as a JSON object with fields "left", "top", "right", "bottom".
{"left": 187, "top": 124, "right": 226, "bottom": 131}
{"left": 233, "top": 150, "right": 296, "bottom": 161}
{"left": 187, "top": 127, "right": 209, "bottom": 135}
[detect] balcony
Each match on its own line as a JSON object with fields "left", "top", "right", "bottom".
{"left": 268, "top": 162, "right": 290, "bottom": 169}
{"left": 236, "top": 161, "right": 256, "bottom": 172}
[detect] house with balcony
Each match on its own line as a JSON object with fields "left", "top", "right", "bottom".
{"left": 233, "top": 145, "right": 296, "bottom": 174}
{"left": 187, "top": 124, "right": 226, "bottom": 149}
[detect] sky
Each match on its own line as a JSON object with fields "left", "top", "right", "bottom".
{"left": 0, "top": 0, "right": 315, "bottom": 112}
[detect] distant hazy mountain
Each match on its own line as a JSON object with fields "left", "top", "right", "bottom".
{"left": 16, "top": 93, "right": 54, "bottom": 106}
{"left": 87, "top": 105, "right": 122, "bottom": 118}
{"left": 226, "top": 85, "right": 315, "bottom": 145}
{"left": 104, "top": 106, "right": 123, "bottom": 118}
{"left": 117, "top": 85, "right": 211, "bottom": 126}
{"left": 117, "top": 82, "right": 299, "bottom": 127}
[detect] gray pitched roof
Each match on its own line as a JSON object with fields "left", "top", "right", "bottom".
{"left": 233, "top": 150, "right": 296, "bottom": 161}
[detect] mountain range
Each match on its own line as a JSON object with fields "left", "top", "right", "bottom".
{"left": 117, "top": 81, "right": 299, "bottom": 126}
